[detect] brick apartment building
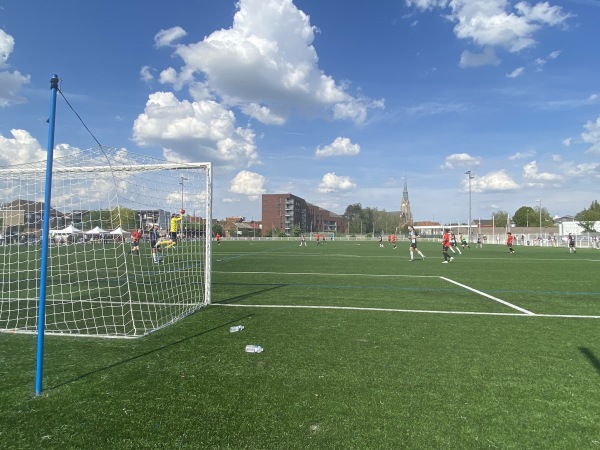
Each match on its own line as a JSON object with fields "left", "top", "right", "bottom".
{"left": 261, "top": 193, "right": 346, "bottom": 236}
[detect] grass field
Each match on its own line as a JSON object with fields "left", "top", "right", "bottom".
{"left": 1, "top": 239, "right": 600, "bottom": 449}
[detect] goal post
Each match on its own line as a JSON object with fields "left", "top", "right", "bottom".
{"left": 0, "top": 146, "right": 212, "bottom": 338}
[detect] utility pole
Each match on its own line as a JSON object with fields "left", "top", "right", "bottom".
{"left": 465, "top": 171, "right": 474, "bottom": 239}
{"left": 179, "top": 176, "right": 188, "bottom": 210}
{"left": 538, "top": 198, "right": 542, "bottom": 246}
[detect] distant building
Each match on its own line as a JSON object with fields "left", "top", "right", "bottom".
{"left": 261, "top": 193, "right": 346, "bottom": 236}
{"left": 0, "top": 199, "right": 64, "bottom": 231}
{"left": 307, "top": 203, "right": 346, "bottom": 235}
{"left": 399, "top": 177, "right": 414, "bottom": 228}
{"left": 413, "top": 221, "right": 444, "bottom": 236}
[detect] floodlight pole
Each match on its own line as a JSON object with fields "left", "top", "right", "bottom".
{"left": 538, "top": 198, "right": 542, "bottom": 246}
{"left": 179, "top": 176, "right": 187, "bottom": 210}
{"left": 36, "top": 74, "right": 59, "bottom": 397}
{"left": 465, "top": 171, "right": 474, "bottom": 239}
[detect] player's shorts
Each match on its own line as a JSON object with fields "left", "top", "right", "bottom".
{"left": 410, "top": 242, "right": 417, "bottom": 248}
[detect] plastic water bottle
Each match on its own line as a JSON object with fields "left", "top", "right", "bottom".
{"left": 245, "top": 344, "right": 263, "bottom": 353}
{"left": 229, "top": 325, "right": 244, "bottom": 333}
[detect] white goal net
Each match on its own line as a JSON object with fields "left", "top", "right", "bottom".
{"left": 0, "top": 146, "right": 212, "bottom": 338}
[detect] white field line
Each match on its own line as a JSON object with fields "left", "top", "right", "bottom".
{"left": 217, "top": 271, "right": 533, "bottom": 314}
{"left": 214, "top": 271, "right": 552, "bottom": 317}
{"left": 214, "top": 270, "right": 437, "bottom": 278}
{"left": 212, "top": 303, "right": 600, "bottom": 319}
{"left": 439, "top": 276, "right": 536, "bottom": 315}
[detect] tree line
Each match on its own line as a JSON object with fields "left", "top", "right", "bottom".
{"left": 340, "top": 200, "right": 600, "bottom": 236}
{"left": 491, "top": 200, "right": 600, "bottom": 232}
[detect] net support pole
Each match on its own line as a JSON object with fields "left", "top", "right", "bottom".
{"left": 35, "top": 74, "right": 59, "bottom": 396}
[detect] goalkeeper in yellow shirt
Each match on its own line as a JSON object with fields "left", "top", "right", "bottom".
{"left": 169, "top": 212, "right": 183, "bottom": 245}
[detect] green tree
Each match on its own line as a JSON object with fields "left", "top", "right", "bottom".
{"left": 512, "top": 206, "right": 536, "bottom": 227}
{"left": 264, "top": 226, "right": 279, "bottom": 237}
{"left": 575, "top": 200, "right": 600, "bottom": 232}
{"left": 362, "top": 207, "right": 376, "bottom": 234}
{"left": 291, "top": 224, "right": 302, "bottom": 237}
{"left": 82, "top": 210, "right": 112, "bottom": 229}
{"left": 492, "top": 210, "right": 509, "bottom": 227}
{"left": 533, "top": 206, "right": 553, "bottom": 227}
{"left": 228, "top": 226, "right": 239, "bottom": 238}
{"left": 372, "top": 209, "right": 394, "bottom": 235}
{"left": 110, "top": 207, "right": 136, "bottom": 230}
{"left": 344, "top": 203, "right": 363, "bottom": 234}
{"left": 212, "top": 223, "right": 223, "bottom": 237}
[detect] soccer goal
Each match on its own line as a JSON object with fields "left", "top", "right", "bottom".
{"left": 0, "top": 146, "right": 212, "bottom": 338}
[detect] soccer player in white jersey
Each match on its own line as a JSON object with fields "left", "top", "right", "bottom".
{"left": 408, "top": 226, "right": 426, "bottom": 261}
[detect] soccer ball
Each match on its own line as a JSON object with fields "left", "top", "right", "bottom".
{"left": 180, "top": 208, "right": 185, "bottom": 214}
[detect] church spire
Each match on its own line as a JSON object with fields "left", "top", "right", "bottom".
{"left": 400, "top": 175, "right": 413, "bottom": 228}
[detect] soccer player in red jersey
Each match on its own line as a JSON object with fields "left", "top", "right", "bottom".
{"left": 507, "top": 232, "right": 515, "bottom": 254}
{"left": 441, "top": 228, "right": 453, "bottom": 263}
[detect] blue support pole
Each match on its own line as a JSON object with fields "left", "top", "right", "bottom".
{"left": 35, "top": 74, "right": 59, "bottom": 397}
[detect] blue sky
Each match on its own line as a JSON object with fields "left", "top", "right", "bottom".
{"left": 1, "top": 0, "right": 599, "bottom": 224}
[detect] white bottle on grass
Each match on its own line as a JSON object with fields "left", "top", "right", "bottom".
{"left": 245, "top": 345, "right": 263, "bottom": 353}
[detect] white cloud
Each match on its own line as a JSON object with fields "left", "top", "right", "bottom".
{"left": 318, "top": 172, "right": 356, "bottom": 193}
{"left": 506, "top": 67, "right": 525, "bottom": 78}
{"left": 532, "top": 50, "right": 562, "bottom": 72}
{"left": 0, "top": 129, "right": 46, "bottom": 165}
{"left": 229, "top": 170, "right": 266, "bottom": 200}
{"left": 441, "top": 152, "right": 481, "bottom": 169}
{"left": 562, "top": 137, "right": 572, "bottom": 146}
{"left": 158, "top": 0, "right": 381, "bottom": 125}
{"left": 140, "top": 65, "right": 154, "bottom": 84}
{"left": 0, "top": 28, "right": 15, "bottom": 67}
{"left": 565, "top": 162, "right": 599, "bottom": 177}
{"left": 240, "top": 103, "right": 286, "bottom": 125}
{"left": 459, "top": 48, "right": 501, "bottom": 68}
{"left": 154, "top": 26, "right": 187, "bottom": 48}
{"left": 581, "top": 115, "right": 600, "bottom": 153}
{"left": 0, "top": 28, "right": 30, "bottom": 107}
{"left": 509, "top": 149, "right": 536, "bottom": 160}
{"left": 522, "top": 160, "right": 562, "bottom": 181}
{"left": 132, "top": 91, "right": 259, "bottom": 168}
{"left": 406, "top": 100, "right": 467, "bottom": 117}
{"left": 315, "top": 137, "right": 360, "bottom": 158}
{"left": 470, "top": 170, "right": 520, "bottom": 192}
{"left": 408, "top": 0, "right": 572, "bottom": 66}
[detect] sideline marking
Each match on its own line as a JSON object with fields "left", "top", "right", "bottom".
{"left": 439, "top": 276, "right": 535, "bottom": 315}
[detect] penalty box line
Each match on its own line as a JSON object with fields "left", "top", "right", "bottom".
{"left": 216, "top": 271, "right": 535, "bottom": 315}
{"left": 212, "top": 303, "right": 600, "bottom": 319}
{"left": 439, "top": 276, "right": 535, "bottom": 315}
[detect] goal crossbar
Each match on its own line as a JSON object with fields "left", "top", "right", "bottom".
{"left": 0, "top": 162, "right": 210, "bottom": 175}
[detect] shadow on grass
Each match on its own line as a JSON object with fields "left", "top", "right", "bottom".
{"left": 46, "top": 313, "right": 254, "bottom": 392}
{"left": 579, "top": 347, "right": 600, "bottom": 376}
{"left": 212, "top": 282, "right": 287, "bottom": 305}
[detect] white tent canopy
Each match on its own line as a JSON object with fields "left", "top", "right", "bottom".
{"left": 110, "top": 226, "right": 131, "bottom": 236}
{"left": 50, "top": 224, "right": 84, "bottom": 235}
{"left": 85, "top": 226, "right": 107, "bottom": 235}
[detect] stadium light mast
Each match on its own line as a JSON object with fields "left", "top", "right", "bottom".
{"left": 179, "top": 176, "right": 188, "bottom": 210}
{"left": 465, "top": 171, "right": 474, "bottom": 239}
{"left": 538, "top": 197, "right": 542, "bottom": 246}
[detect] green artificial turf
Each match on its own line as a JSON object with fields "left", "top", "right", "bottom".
{"left": 1, "top": 239, "right": 600, "bottom": 449}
